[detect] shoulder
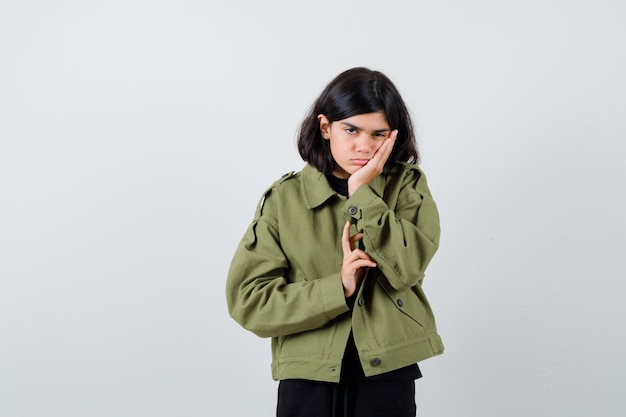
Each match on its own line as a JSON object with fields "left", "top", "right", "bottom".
{"left": 397, "top": 163, "right": 437, "bottom": 201}
{"left": 386, "top": 162, "right": 424, "bottom": 184}
{"left": 384, "top": 162, "right": 437, "bottom": 201}
{"left": 263, "top": 170, "right": 302, "bottom": 198}
{"left": 395, "top": 161, "right": 424, "bottom": 175}
{"left": 254, "top": 170, "right": 302, "bottom": 218}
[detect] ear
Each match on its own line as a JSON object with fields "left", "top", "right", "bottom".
{"left": 317, "top": 114, "right": 331, "bottom": 139}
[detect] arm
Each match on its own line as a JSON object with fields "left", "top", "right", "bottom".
{"left": 343, "top": 131, "right": 440, "bottom": 290}
{"left": 226, "top": 198, "right": 349, "bottom": 338}
{"left": 344, "top": 167, "right": 440, "bottom": 291}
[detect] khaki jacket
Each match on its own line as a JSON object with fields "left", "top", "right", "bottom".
{"left": 226, "top": 162, "right": 443, "bottom": 382}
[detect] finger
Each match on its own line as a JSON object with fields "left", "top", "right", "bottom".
{"left": 371, "top": 133, "right": 396, "bottom": 167}
{"left": 343, "top": 258, "right": 377, "bottom": 276}
{"left": 341, "top": 221, "right": 352, "bottom": 256}
{"left": 351, "top": 232, "right": 364, "bottom": 241}
{"left": 349, "top": 232, "right": 364, "bottom": 250}
{"left": 350, "top": 258, "right": 377, "bottom": 269}
{"left": 379, "top": 134, "right": 396, "bottom": 160}
{"left": 348, "top": 249, "right": 374, "bottom": 262}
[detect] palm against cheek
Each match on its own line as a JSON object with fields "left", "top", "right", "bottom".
{"left": 348, "top": 132, "right": 397, "bottom": 194}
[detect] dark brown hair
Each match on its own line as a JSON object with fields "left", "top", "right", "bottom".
{"left": 297, "top": 67, "right": 419, "bottom": 175}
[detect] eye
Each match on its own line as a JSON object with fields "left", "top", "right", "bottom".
{"left": 345, "top": 127, "right": 357, "bottom": 134}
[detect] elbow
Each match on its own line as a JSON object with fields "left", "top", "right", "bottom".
{"left": 228, "top": 306, "right": 275, "bottom": 339}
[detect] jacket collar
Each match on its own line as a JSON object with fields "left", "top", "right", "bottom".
{"left": 300, "top": 164, "right": 386, "bottom": 209}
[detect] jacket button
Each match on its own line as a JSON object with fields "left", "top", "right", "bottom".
{"left": 348, "top": 206, "right": 358, "bottom": 215}
{"left": 371, "top": 357, "right": 382, "bottom": 366}
{"left": 396, "top": 298, "right": 404, "bottom": 307}
{"left": 357, "top": 298, "right": 365, "bottom": 306}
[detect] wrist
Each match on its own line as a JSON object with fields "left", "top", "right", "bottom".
{"left": 347, "top": 180, "right": 363, "bottom": 196}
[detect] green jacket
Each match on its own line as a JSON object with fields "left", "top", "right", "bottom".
{"left": 226, "top": 162, "right": 443, "bottom": 382}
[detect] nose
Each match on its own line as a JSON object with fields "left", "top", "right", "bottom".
{"left": 355, "top": 134, "right": 375, "bottom": 153}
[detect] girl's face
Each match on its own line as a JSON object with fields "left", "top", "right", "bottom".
{"left": 318, "top": 111, "right": 391, "bottom": 179}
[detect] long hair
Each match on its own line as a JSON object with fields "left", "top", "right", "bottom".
{"left": 297, "top": 67, "right": 419, "bottom": 175}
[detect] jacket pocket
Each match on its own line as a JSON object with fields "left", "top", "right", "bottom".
{"left": 275, "top": 328, "right": 326, "bottom": 360}
{"left": 377, "top": 278, "right": 426, "bottom": 327}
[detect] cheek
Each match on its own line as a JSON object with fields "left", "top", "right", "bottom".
{"left": 328, "top": 141, "right": 343, "bottom": 159}
{"left": 330, "top": 137, "right": 349, "bottom": 152}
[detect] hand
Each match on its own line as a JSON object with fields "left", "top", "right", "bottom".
{"left": 340, "top": 221, "right": 376, "bottom": 297}
{"left": 347, "top": 130, "right": 397, "bottom": 195}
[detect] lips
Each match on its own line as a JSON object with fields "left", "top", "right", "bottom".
{"left": 352, "top": 159, "right": 370, "bottom": 166}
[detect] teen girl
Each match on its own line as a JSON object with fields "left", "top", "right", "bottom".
{"left": 226, "top": 67, "right": 443, "bottom": 417}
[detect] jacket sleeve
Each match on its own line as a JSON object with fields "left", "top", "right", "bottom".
{"left": 344, "top": 166, "right": 440, "bottom": 291}
{"left": 225, "top": 190, "right": 350, "bottom": 339}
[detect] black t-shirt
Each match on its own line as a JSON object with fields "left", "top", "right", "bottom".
{"left": 326, "top": 174, "right": 422, "bottom": 381}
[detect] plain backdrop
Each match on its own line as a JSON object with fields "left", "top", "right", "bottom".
{"left": 1, "top": 1, "right": 625, "bottom": 416}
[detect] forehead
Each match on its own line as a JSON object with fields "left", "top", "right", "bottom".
{"left": 336, "top": 112, "right": 389, "bottom": 130}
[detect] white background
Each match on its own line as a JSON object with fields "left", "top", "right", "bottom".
{"left": 1, "top": 1, "right": 625, "bottom": 416}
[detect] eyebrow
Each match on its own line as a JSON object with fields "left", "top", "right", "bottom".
{"left": 339, "top": 122, "right": 390, "bottom": 134}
